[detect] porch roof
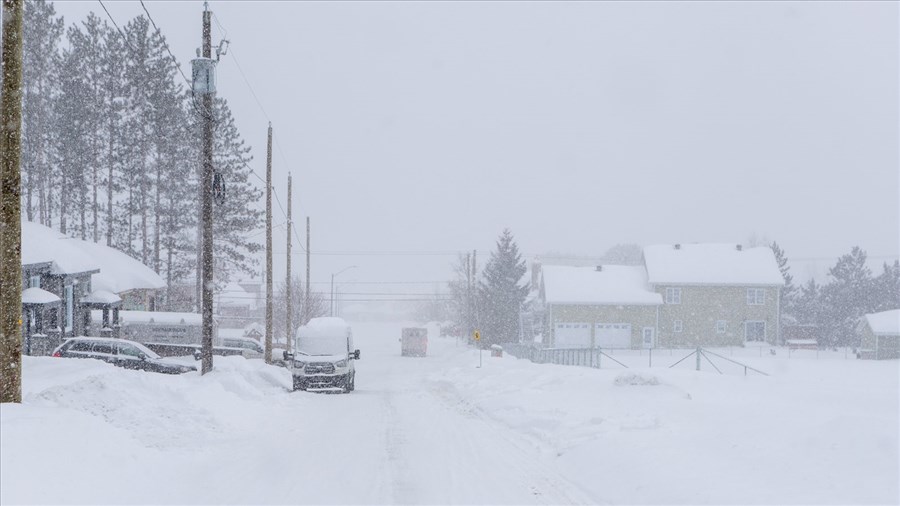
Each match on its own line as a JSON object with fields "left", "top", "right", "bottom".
{"left": 22, "top": 287, "right": 61, "bottom": 305}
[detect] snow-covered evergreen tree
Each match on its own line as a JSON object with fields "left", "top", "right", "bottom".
{"left": 770, "top": 241, "right": 796, "bottom": 317}
{"left": 821, "top": 247, "right": 873, "bottom": 347}
{"left": 21, "top": 0, "right": 63, "bottom": 226}
{"left": 794, "top": 278, "right": 824, "bottom": 327}
{"left": 205, "top": 97, "right": 265, "bottom": 283}
{"left": 871, "top": 260, "right": 900, "bottom": 313}
{"left": 477, "top": 229, "right": 529, "bottom": 346}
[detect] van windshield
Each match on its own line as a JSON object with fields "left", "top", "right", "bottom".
{"left": 295, "top": 336, "right": 346, "bottom": 356}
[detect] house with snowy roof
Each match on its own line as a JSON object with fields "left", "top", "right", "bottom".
{"left": 538, "top": 265, "right": 662, "bottom": 349}
{"left": 20, "top": 221, "right": 165, "bottom": 354}
{"left": 530, "top": 242, "right": 784, "bottom": 349}
{"left": 857, "top": 309, "right": 899, "bottom": 359}
{"left": 643, "top": 243, "right": 785, "bottom": 347}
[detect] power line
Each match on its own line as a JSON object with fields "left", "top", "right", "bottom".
{"left": 97, "top": 0, "right": 137, "bottom": 53}
{"left": 138, "top": 0, "right": 191, "bottom": 88}
{"left": 211, "top": 12, "right": 310, "bottom": 219}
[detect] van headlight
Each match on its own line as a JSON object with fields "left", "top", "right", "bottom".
{"left": 334, "top": 359, "right": 348, "bottom": 368}
{"left": 293, "top": 360, "right": 307, "bottom": 370}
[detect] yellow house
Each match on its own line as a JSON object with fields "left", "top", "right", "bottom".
{"left": 643, "top": 243, "right": 784, "bottom": 347}
{"left": 540, "top": 265, "right": 662, "bottom": 349}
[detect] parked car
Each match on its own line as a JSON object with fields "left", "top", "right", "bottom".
{"left": 52, "top": 337, "right": 197, "bottom": 374}
{"left": 283, "top": 317, "right": 360, "bottom": 392}
{"left": 221, "top": 336, "right": 265, "bottom": 358}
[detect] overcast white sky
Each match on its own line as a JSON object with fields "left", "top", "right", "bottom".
{"left": 52, "top": 1, "right": 899, "bottom": 292}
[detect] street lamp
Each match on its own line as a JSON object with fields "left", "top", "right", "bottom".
{"left": 330, "top": 265, "right": 357, "bottom": 316}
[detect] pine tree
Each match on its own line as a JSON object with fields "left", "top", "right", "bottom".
{"left": 98, "top": 15, "right": 128, "bottom": 247}
{"left": 477, "top": 229, "right": 529, "bottom": 346}
{"left": 871, "top": 260, "right": 900, "bottom": 313}
{"left": 770, "top": 241, "right": 796, "bottom": 318}
{"left": 207, "top": 96, "right": 265, "bottom": 283}
{"left": 66, "top": 13, "right": 107, "bottom": 242}
{"left": 21, "top": 0, "right": 63, "bottom": 225}
{"left": 821, "top": 247, "right": 873, "bottom": 347}
{"left": 53, "top": 46, "right": 92, "bottom": 237}
{"left": 794, "top": 278, "right": 824, "bottom": 327}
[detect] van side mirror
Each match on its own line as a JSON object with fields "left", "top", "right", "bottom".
{"left": 283, "top": 350, "right": 293, "bottom": 362}
{"left": 353, "top": 349, "right": 360, "bottom": 360}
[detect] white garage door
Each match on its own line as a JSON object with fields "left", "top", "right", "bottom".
{"left": 595, "top": 323, "right": 632, "bottom": 349}
{"left": 554, "top": 322, "right": 591, "bottom": 349}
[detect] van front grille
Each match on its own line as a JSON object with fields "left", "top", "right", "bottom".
{"left": 305, "top": 362, "right": 335, "bottom": 375}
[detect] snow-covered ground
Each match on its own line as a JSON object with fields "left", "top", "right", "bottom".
{"left": 2, "top": 322, "right": 897, "bottom": 505}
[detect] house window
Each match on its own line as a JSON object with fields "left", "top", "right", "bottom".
{"left": 745, "top": 321, "right": 766, "bottom": 342}
{"left": 747, "top": 288, "right": 766, "bottom": 305}
{"left": 673, "top": 320, "right": 683, "bottom": 333}
{"left": 665, "top": 287, "right": 682, "bottom": 304}
{"left": 29, "top": 275, "right": 41, "bottom": 288}
{"left": 65, "top": 285, "right": 74, "bottom": 333}
{"left": 716, "top": 320, "right": 727, "bottom": 334}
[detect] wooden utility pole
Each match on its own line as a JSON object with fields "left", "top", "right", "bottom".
{"left": 264, "top": 123, "right": 273, "bottom": 364}
{"left": 471, "top": 249, "right": 477, "bottom": 332}
{"left": 305, "top": 216, "right": 310, "bottom": 325}
{"left": 465, "top": 253, "right": 471, "bottom": 337}
{"left": 198, "top": 5, "right": 215, "bottom": 375}
{"left": 285, "top": 173, "right": 292, "bottom": 352}
{"left": 0, "top": 0, "right": 25, "bottom": 404}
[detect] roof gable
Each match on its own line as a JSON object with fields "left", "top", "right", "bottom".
{"left": 643, "top": 243, "right": 785, "bottom": 286}
{"left": 865, "top": 309, "right": 900, "bottom": 336}
{"left": 542, "top": 265, "right": 661, "bottom": 305}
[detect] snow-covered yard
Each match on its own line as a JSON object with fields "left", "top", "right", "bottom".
{"left": 2, "top": 322, "right": 897, "bottom": 505}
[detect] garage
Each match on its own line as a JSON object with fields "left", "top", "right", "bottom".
{"left": 594, "top": 323, "right": 632, "bottom": 349}
{"left": 554, "top": 322, "right": 591, "bottom": 349}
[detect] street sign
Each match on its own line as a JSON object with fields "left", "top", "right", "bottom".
{"left": 474, "top": 330, "right": 481, "bottom": 341}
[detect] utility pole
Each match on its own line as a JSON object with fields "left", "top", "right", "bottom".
{"left": 305, "top": 217, "right": 310, "bottom": 325}
{"left": 465, "top": 253, "right": 471, "bottom": 338}
{"left": 471, "top": 249, "right": 478, "bottom": 337}
{"left": 264, "top": 123, "right": 273, "bottom": 364}
{"left": 285, "top": 173, "right": 292, "bottom": 353}
{"left": 0, "top": 0, "right": 25, "bottom": 404}
{"left": 192, "top": 4, "right": 216, "bottom": 375}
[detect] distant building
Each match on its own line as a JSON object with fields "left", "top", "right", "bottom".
{"left": 858, "top": 309, "right": 900, "bottom": 360}
{"left": 525, "top": 243, "right": 785, "bottom": 349}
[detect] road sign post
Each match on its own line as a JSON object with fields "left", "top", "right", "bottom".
{"left": 474, "top": 330, "right": 482, "bottom": 368}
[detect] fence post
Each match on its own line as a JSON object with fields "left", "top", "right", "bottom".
{"left": 649, "top": 347, "right": 652, "bottom": 368}
{"left": 696, "top": 346, "right": 702, "bottom": 371}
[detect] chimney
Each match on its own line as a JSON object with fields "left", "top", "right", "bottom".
{"left": 595, "top": 265, "right": 603, "bottom": 272}
{"left": 531, "top": 262, "right": 542, "bottom": 287}
{"left": 674, "top": 244, "right": 681, "bottom": 250}
{"left": 736, "top": 244, "right": 743, "bottom": 251}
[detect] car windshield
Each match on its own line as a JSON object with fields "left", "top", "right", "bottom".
{"left": 127, "top": 341, "right": 161, "bottom": 360}
{"left": 294, "top": 336, "right": 346, "bottom": 357}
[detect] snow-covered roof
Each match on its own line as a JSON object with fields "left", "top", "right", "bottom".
{"left": 21, "top": 221, "right": 100, "bottom": 275}
{"left": 865, "top": 309, "right": 900, "bottom": 336}
{"left": 217, "top": 281, "right": 256, "bottom": 310}
{"left": 81, "top": 290, "right": 123, "bottom": 305}
{"left": 118, "top": 310, "right": 203, "bottom": 325}
{"left": 643, "top": 243, "right": 785, "bottom": 286}
{"left": 541, "top": 265, "right": 662, "bottom": 306}
{"left": 75, "top": 241, "right": 164, "bottom": 294}
{"left": 22, "top": 287, "right": 61, "bottom": 305}
{"left": 21, "top": 221, "right": 164, "bottom": 293}
{"left": 298, "top": 317, "right": 351, "bottom": 338}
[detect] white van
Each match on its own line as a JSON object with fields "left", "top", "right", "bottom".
{"left": 283, "top": 317, "right": 360, "bottom": 392}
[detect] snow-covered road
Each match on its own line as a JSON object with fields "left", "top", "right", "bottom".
{"left": 3, "top": 321, "right": 898, "bottom": 505}
{"left": 191, "top": 322, "right": 592, "bottom": 505}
